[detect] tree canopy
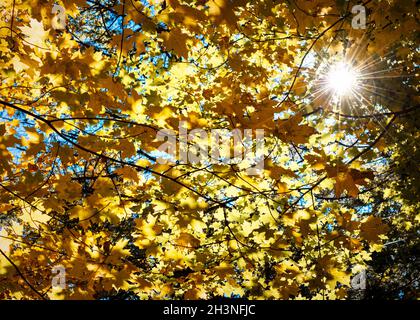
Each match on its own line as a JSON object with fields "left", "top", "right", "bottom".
{"left": 0, "top": 0, "right": 418, "bottom": 300}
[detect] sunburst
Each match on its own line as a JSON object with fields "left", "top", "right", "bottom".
{"left": 325, "top": 61, "right": 359, "bottom": 99}
{"left": 308, "top": 46, "right": 407, "bottom": 117}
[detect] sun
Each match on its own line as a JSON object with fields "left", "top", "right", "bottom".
{"left": 326, "top": 62, "right": 359, "bottom": 97}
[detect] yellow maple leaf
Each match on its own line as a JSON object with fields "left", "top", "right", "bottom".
{"left": 19, "top": 18, "right": 50, "bottom": 48}
{"left": 160, "top": 28, "right": 189, "bottom": 59}
{"left": 360, "top": 216, "right": 390, "bottom": 243}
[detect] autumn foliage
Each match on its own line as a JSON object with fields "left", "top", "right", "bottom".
{"left": 0, "top": 0, "right": 418, "bottom": 300}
